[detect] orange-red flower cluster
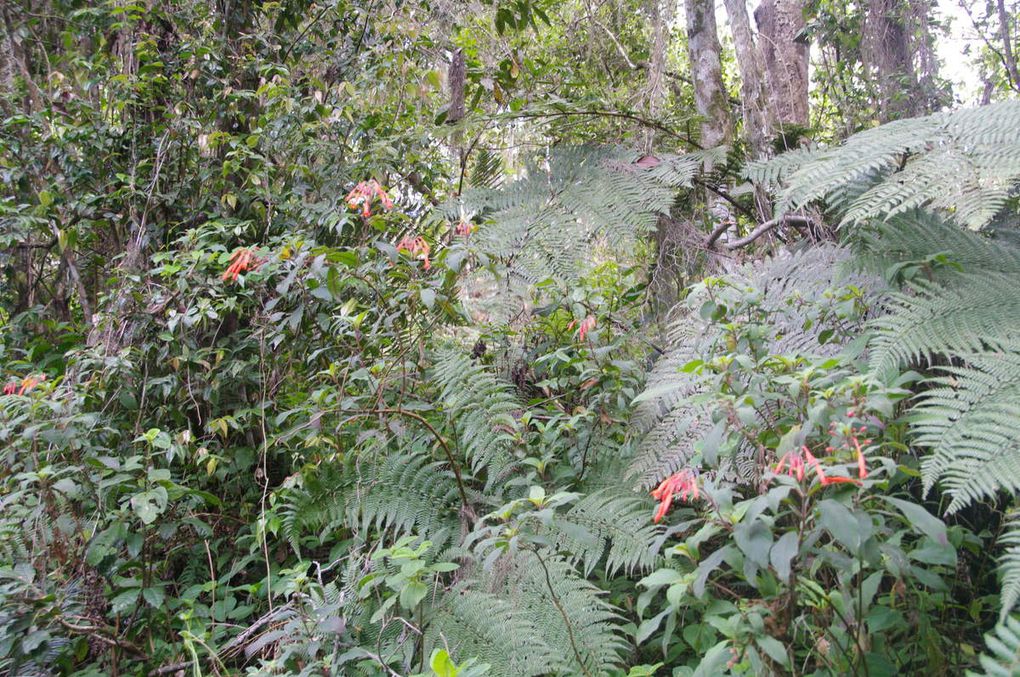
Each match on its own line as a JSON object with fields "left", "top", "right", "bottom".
{"left": 397, "top": 235, "right": 431, "bottom": 270}
{"left": 774, "top": 445, "right": 864, "bottom": 487}
{"left": 222, "top": 248, "right": 265, "bottom": 283}
{"left": 453, "top": 220, "right": 474, "bottom": 238}
{"left": 346, "top": 180, "right": 394, "bottom": 218}
{"left": 650, "top": 469, "right": 700, "bottom": 523}
{"left": 568, "top": 315, "right": 597, "bottom": 342}
{"left": 3, "top": 374, "right": 46, "bottom": 396}
{"left": 825, "top": 421, "right": 872, "bottom": 481}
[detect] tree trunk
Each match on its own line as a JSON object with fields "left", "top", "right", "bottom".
{"left": 862, "top": 0, "right": 925, "bottom": 120}
{"left": 723, "top": 0, "right": 773, "bottom": 155}
{"left": 684, "top": 0, "right": 733, "bottom": 148}
{"left": 996, "top": 0, "right": 1020, "bottom": 91}
{"left": 754, "top": 0, "right": 809, "bottom": 132}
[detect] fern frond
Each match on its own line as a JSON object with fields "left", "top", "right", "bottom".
{"left": 853, "top": 212, "right": 1020, "bottom": 281}
{"left": 868, "top": 273, "right": 1020, "bottom": 375}
{"left": 911, "top": 350, "right": 1020, "bottom": 511}
{"left": 280, "top": 463, "right": 351, "bottom": 555}
{"left": 629, "top": 245, "right": 878, "bottom": 489}
{"left": 999, "top": 510, "right": 1020, "bottom": 621}
{"left": 430, "top": 551, "right": 628, "bottom": 676}
{"left": 548, "top": 489, "right": 662, "bottom": 576}
{"left": 348, "top": 451, "right": 460, "bottom": 546}
{"left": 972, "top": 615, "right": 1020, "bottom": 676}
{"left": 433, "top": 348, "right": 522, "bottom": 484}
{"left": 760, "top": 100, "right": 1020, "bottom": 231}
{"left": 452, "top": 146, "right": 706, "bottom": 285}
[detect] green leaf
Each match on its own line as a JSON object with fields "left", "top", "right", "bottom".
{"left": 142, "top": 586, "right": 165, "bottom": 607}
{"left": 884, "top": 496, "right": 948, "bottom": 545}
{"left": 770, "top": 531, "right": 799, "bottom": 583}
{"left": 430, "top": 648, "right": 458, "bottom": 677}
{"left": 818, "top": 499, "right": 872, "bottom": 554}
{"left": 400, "top": 580, "right": 428, "bottom": 610}
{"left": 757, "top": 635, "right": 790, "bottom": 667}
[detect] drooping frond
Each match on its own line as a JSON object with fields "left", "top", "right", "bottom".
{"left": 429, "top": 551, "right": 629, "bottom": 676}
{"left": 973, "top": 615, "right": 1020, "bottom": 677}
{"left": 280, "top": 462, "right": 351, "bottom": 555}
{"left": 756, "top": 100, "right": 1020, "bottom": 231}
{"left": 910, "top": 350, "right": 1020, "bottom": 512}
{"left": 868, "top": 273, "right": 1020, "bottom": 375}
{"left": 432, "top": 348, "right": 522, "bottom": 484}
{"left": 452, "top": 146, "right": 710, "bottom": 284}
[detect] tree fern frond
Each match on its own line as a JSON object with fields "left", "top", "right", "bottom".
{"left": 911, "top": 350, "right": 1020, "bottom": 510}
{"left": 429, "top": 551, "right": 628, "bottom": 676}
{"left": 972, "top": 615, "right": 1020, "bottom": 676}
{"left": 280, "top": 463, "right": 351, "bottom": 555}
{"left": 432, "top": 348, "right": 522, "bottom": 484}
{"left": 348, "top": 451, "right": 460, "bottom": 546}
{"left": 853, "top": 212, "right": 1020, "bottom": 281}
{"left": 549, "top": 489, "right": 662, "bottom": 576}
{"left": 868, "top": 273, "right": 1020, "bottom": 374}
{"left": 1000, "top": 510, "right": 1020, "bottom": 621}
{"left": 452, "top": 146, "right": 707, "bottom": 285}
{"left": 629, "top": 245, "right": 878, "bottom": 489}
{"left": 760, "top": 101, "right": 1020, "bottom": 231}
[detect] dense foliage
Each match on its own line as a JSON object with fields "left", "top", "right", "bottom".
{"left": 2, "top": 1, "right": 1020, "bottom": 676}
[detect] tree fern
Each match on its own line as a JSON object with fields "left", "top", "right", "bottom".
{"left": 348, "top": 451, "right": 461, "bottom": 547}
{"left": 859, "top": 215, "right": 1020, "bottom": 619}
{"left": 432, "top": 348, "right": 522, "bottom": 484}
{"left": 547, "top": 489, "right": 662, "bottom": 576}
{"left": 909, "top": 349, "right": 1020, "bottom": 512}
{"left": 1000, "top": 510, "right": 1020, "bottom": 624}
{"left": 753, "top": 100, "right": 1020, "bottom": 231}
{"left": 852, "top": 212, "right": 1020, "bottom": 282}
{"left": 280, "top": 462, "right": 351, "bottom": 555}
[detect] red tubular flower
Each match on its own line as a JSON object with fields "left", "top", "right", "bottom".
{"left": 15, "top": 374, "right": 45, "bottom": 395}
{"left": 397, "top": 235, "right": 431, "bottom": 270}
{"left": 3, "top": 382, "right": 16, "bottom": 395}
{"left": 454, "top": 220, "right": 474, "bottom": 237}
{"left": 774, "top": 448, "right": 806, "bottom": 481}
{"left": 222, "top": 248, "right": 265, "bottom": 283}
{"left": 650, "top": 469, "right": 700, "bottom": 522}
{"left": 577, "top": 316, "right": 596, "bottom": 341}
{"left": 346, "top": 180, "right": 394, "bottom": 218}
{"left": 853, "top": 437, "right": 868, "bottom": 480}
{"left": 775, "top": 446, "right": 861, "bottom": 487}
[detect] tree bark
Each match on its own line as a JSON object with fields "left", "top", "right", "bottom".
{"left": 862, "top": 0, "right": 925, "bottom": 120}
{"left": 996, "top": 0, "right": 1020, "bottom": 91}
{"left": 684, "top": 0, "right": 734, "bottom": 148}
{"left": 723, "top": 0, "right": 773, "bottom": 155}
{"left": 446, "top": 48, "right": 466, "bottom": 124}
{"left": 754, "top": 0, "right": 809, "bottom": 131}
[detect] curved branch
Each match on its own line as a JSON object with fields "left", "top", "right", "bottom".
{"left": 723, "top": 214, "right": 815, "bottom": 250}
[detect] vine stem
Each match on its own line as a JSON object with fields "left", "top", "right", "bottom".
{"left": 530, "top": 548, "right": 593, "bottom": 677}
{"left": 347, "top": 407, "right": 471, "bottom": 511}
